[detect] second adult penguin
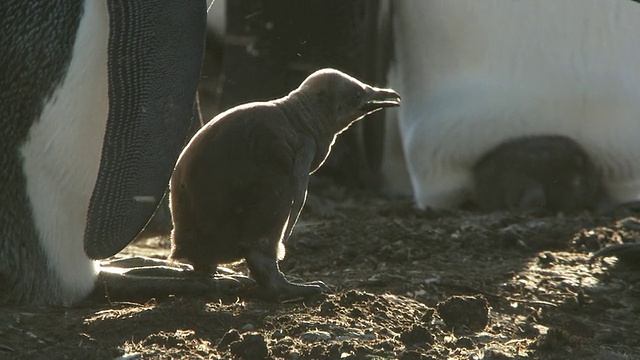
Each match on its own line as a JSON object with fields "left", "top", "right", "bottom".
{"left": 170, "top": 68, "right": 401, "bottom": 301}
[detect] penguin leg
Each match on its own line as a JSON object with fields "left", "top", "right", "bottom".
{"left": 92, "top": 257, "right": 255, "bottom": 303}
{"left": 243, "top": 196, "right": 332, "bottom": 302}
{"left": 93, "top": 270, "right": 249, "bottom": 303}
{"left": 244, "top": 141, "right": 331, "bottom": 301}
{"left": 245, "top": 249, "right": 331, "bottom": 302}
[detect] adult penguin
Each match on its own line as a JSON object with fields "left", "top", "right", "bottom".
{"left": 382, "top": 0, "right": 640, "bottom": 210}
{"left": 1, "top": 1, "right": 207, "bottom": 306}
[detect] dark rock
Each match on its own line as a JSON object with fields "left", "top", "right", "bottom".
{"left": 436, "top": 295, "right": 490, "bottom": 333}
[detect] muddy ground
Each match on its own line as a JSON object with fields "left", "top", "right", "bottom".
{"left": 1, "top": 177, "right": 639, "bottom": 360}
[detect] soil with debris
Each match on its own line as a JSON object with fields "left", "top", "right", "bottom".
{"left": 1, "top": 177, "right": 639, "bottom": 360}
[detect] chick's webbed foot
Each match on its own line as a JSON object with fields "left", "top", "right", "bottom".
{"left": 246, "top": 251, "right": 332, "bottom": 302}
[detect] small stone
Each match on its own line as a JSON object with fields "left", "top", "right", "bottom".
{"left": 240, "top": 323, "right": 255, "bottom": 332}
{"left": 400, "top": 350, "right": 434, "bottom": 360}
{"left": 115, "top": 354, "right": 141, "bottom": 360}
{"left": 399, "top": 325, "right": 434, "bottom": 347}
{"left": 455, "top": 336, "right": 474, "bottom": 349}
{"left": 437, "top": 295, "right": 490, "bottom": 333}
{"left": 538, "top": 251, "right": 557, "bottom": 266}
{"left": 300, "top": 330, "right": 332, "bottom": 342}
{"left": 229, "top": 333, "right": 268, "bottom": 359}
{"left": 217, "top": 329, "right": 241, "bottom": 350}
{"left": 420, "top": 308, "right": 436, "bottom": 323}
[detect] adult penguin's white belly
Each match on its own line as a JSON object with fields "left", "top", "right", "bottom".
{"left": 383, "top": 0, "right": 640, "bottom": 210}
{"left": 19, "top": 0, "right": 108, "bottom": 305}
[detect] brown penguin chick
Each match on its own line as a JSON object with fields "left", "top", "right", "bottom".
{"left": 169, "top": 68, "right": 401, "bottom": 301}
{"left": 473, "top": 135, "right": 604, "bottom": 213}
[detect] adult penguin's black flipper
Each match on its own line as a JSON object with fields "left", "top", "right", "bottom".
{"left": 84, "top": 1, "right": 207, "bottom": 259}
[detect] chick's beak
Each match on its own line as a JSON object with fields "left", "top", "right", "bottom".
{"left": 359, "top": 87, "right": 401, "bottom": 112}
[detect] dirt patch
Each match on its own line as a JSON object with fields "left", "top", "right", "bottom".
{"left": 1, "top": 177, "right": 639, "bottom": 359}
